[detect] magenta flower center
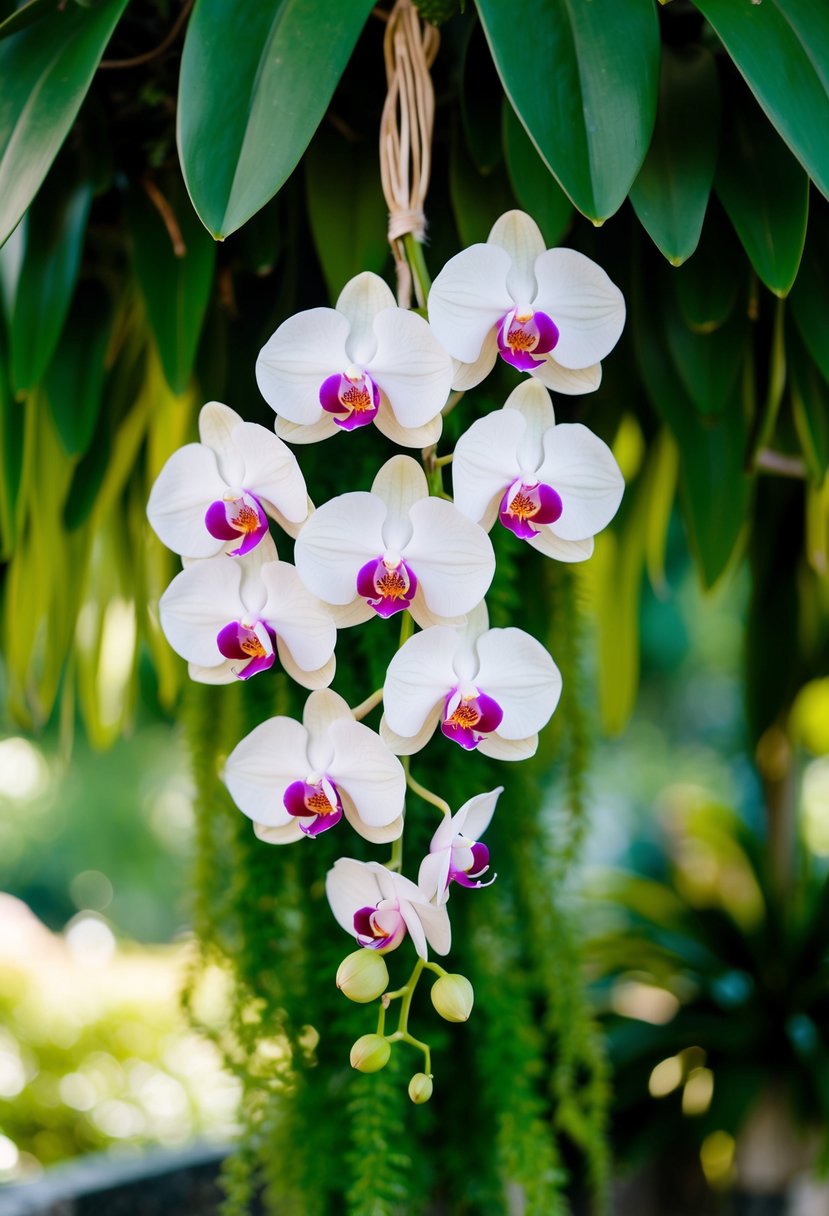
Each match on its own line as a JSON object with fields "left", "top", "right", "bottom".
{"left": 204, "top": 490, "right": 269, "bottom": 556}
{"left": 216, "top": 619, "right": 276, "bottom": 680}
{"left": 284, "top": 776, "right": 343, "bottom": 837}
{"left": 356, "top": 554, "right": 417, "bottom": 618}
{"left": 496, "top": 307, "right": 559, "bottom": 372}
{"left": 499, "top": 478, "right": 563, "bottom": 540}
{"left": 441, "top": 688, "right": 504, "bottom": 750}
{"left": 319, "top": 367, "right": 380, "bottom": 431}
{"left": 353, "top": 900, "right": 406, "bottom": 951}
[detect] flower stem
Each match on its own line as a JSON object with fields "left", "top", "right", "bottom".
{"left": 434, "top": 453, "right": 453, "bottom": 468}
{"left": 406, "top": 768, "right": 451, "bottom": 817}
{"left": 352, "top": 687, "right": 383, "bottom": 721}
{"left": 403, "top": 233, "right": 432, "bottom": 308}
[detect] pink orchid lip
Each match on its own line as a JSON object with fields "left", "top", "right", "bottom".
{"left": 205, "top": 490, "right": 269, "bottom": 556}
{"left": 356, "top": 554, "right": 417, "bottom": 618}
{"left": 216, "top": 620, "right": 276, "bottom": 680}
{"left": 448, "top": 840, "right": 494, "bottom": 890}
{"left": 283, "top": 776, "right": 343, "bottom": 837}
{"left": 441, "top": 687, "right": 504, "bottom": 750}
{"left": 319, "top": 367, "right": 380, "bottom": 431}
{"left": 499, "top": 479, "right": 563, "bottom": 539}
{"left": 353, "top": 901, "right": 407, "bottom": 952}
{"left": 497, "top": 307, "right": 559, "bottom": 371}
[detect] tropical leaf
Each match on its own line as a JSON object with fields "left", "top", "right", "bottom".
{"left": 502, "top": 101, "right": 573, "bottom": 249}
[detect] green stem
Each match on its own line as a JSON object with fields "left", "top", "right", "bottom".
{"left": 352, "top": 687, "right": 383, "bottom": 721}
{"left": 423, "top": 960, "right": 448, "bottom": 978}
{"left": 434, "top": 453, "right": 453, "bottom": 468}
{"left": 398, "top": 611, "right": 414, "bottom": 649}
{"left": 403, "top": 233, "right": 431, "bottom": 308}
{"left": 382, "top": 957, "right": 432, "bottom": 1071}
{"left": 406, "top": 768, "right": 452, "bottom": 817}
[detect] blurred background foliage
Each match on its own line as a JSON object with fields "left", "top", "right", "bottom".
{"left": 0, "top": 0, "right": 828, "bottom": 1213}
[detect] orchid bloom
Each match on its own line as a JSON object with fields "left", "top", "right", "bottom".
{"left": 326, "top": 858, "right": 451, "bottom": 960}
{"left": 223, "top": 689, "right": 405, "bottom": 844}
{"left": 418, "top": 789, "right": 501, "bottom": 905}
{"left": 147, "top": 402, "right": 309, "bottom": 558}
{"left": 158, "top": 535, "right": 336, "bottom": 687}
{"left": 294, "top": 454, "right": 495, "bottom": 629}
{"left": 255, "top": 272, "right": 454, "bottom": 448}
{"left": 452, "top": 379, "right": 624, "bottom": 562}
{"left": 428, "top": 211, "right": 625, "bottom": 394}
{"left": 381, "top": 602, "right": 561, "bottom": 761}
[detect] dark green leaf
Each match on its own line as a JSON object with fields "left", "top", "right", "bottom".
{"left": 178, "top": 0, "right": 374, "bottom": 239}
{"left": 45, "top": 279, "right": 113, "bottom": 456}
{"left": 0, "top": 0, "right": 130, "bottom": 247}
{"left": 0, "top": 0, "right": 60, "bottom": 39}
{"left": 475, "top": 0, "right": 660, "bottom": 221}
{"left": 715, "top": 81, "right": 808, "bottom": 297}
{"left": 629, "top": 45, "right": 720, "bottom": 265}
{"left": 0, "top": 319, "right": 24, "bottom": 556}
{"left": 11, "top": 173, "right": 92, "bottom": 392}
{"left": 449, "top": 133, "right": 516, "bottom": 247}
{"left": 664, "top": 286, "right": 749, "bottom": 417}
{"left": 305, "top": 126, "right": 389, "bottom": 303}
{"left": 789, "top": 327, "right": 829, "bottom": 483}
{"left": 789, "top": 217, "right": 829, "bottom": 387}
{"left": 461, "top": 19, "right": 504, "bottom": 174}
{"left": 127, "top": 176, "right": 215, "bottom": 395}
{"left": 673, "top": 201, "right": 744, "bottom": 334}
{"left": 502, "top": 101, "right": 572, "bottom": 248}
{"left": 693, "top": 0, "right": 829, "bottom": 200}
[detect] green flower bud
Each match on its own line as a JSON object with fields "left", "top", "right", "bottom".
{"left": 336, "top": 949, "right": 389, "bottom": 1003}
{"left": 349, "top": 1034, "right": 391, "bottom": 1073}
{"left": 430, "top": 973, "right": 474, "bottom": 1023}
{"left": 408, "top": 1072, "right": 434, "bottom": 1104}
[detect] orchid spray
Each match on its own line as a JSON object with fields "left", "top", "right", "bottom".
{"left": 147, "top": 0, "right": 624, "bottom": 1105}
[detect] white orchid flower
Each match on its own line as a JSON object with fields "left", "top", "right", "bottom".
{"left": 222, "top": 688, "right": 404, "bottom": 845}
{"left": 381, "top": 602, "right": 561, "bottom": 761}
{"left": 452, "top": 379, "right": 624, "bottom": 563}
{"left": 418, "top": 789, "right": 502, "bottom": 905}
{"left": 158, "top": 535, "right": 336, "bottom": 687}
{"left": 147, "top": 402, "right": 309, "bottom": 559}
{"left": 294, "top": 454, "right": 495, "bottom": 630}
{"left": 255, "top": 272, "right": 454, "bottom": 448}
{"left": 428, "top": 210, "right": 625, "bottom": 394}
{"left": 326, "top": 858, "right": 451, "bottom": 960}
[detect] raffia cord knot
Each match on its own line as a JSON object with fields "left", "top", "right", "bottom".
{"left": 379, "top": 0, "right": 439, "bottom": 306}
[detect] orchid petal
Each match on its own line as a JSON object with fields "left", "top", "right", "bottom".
{"left": 405, "top": 499, "right": 495, "bottom": 617}
{"left": 256, "top": 308, "right": 351, "bottom": 424}
{"left": 488, "top": 210, "right": 545, "bottom": 306}
{"left": 274, "top": 414, "right": 340, "bottom": 445}
{"left": 413, "top": 899, "right": 451, "bottom": 956}
{"left": 373, "top": 394, "right": 443, "bottom": 449}
{"left": 371, "top": 455, "right": 427, "bottom": 550}
{"left": 383, "top": 625, "right": 460, "bottom": 737}
{"left": 325, "top": 598, "right": 375, "bottom": 629}
{"left": 294, "top": 492, "right": 387, "bottom": 604}
{"left": 187, "top": 660, "right": 236, "bottom": 685}
{"left": 223, "top": 717, "right": 310, "bottom": 826}
{"left": 476, "top": 628, "right": 562, "bottom": 738}
{"left": 369, "top": 308, "right": 453, "bottom": 427}
{"left": 529, "top": 528, "right": 595, "bottom": 563}
{"left": 261, "top": 562, "right": 336, "bottom": 673}
{"left": 407, "top": 588, "right": 465, "bottom": 631}
{"left": 539, "top": 422, "right": 624, "bottom": 540}
{"left": 326, "top": 858, "right": 384, "bottom": 936}
{"left": 398, "top": 900, "right": 428, "bottom": 959}
{"left": 147, "top": 444, "right": 227, "bottom": 558}
{"left": 302, "top": 688, "right": 352, "bottom": 759}
{"left": 532, "top": 357, "right": 602, "bottom": 396}
{"left": 342, "top": 795, "right": 403, "bottom": 844}
{"left": 336, "top": 271, "right": 396, "bottom": 364}
{"left": 328, "top": 718, "right": 405, "bottom": 827}
{"left": 457, "top": 787, "right": 502, "bottom": 841}
{"left": 501, "top": 378, "right": 555, "bottom": 471}
{"left": 277, "top": 641, "right": 336, "bottom": 691}
{"left": 159, "top": 558, "right": 243, "bottom": 667}
{"left": 199, "top": 401, "right": 245, "bottom": 485}
{"left": 253, "top": 821, "right": 305, "bottom": 845}
{"left": 451, "top": 409, "right": 525, "bottom": 525}
{"left": 417, "top": 849, "right": 452, "bottom": 903}
{"left": 477, "top": 733, "right": 538, "bottom": 761}
{"left": 379, "top": 708, "right": 441, "bottom": 756}
{"left": 533, "top": 247, "right": 625, "bottom": 370}
{"left": 449, "top": 328, "right": 499, "bottom": 392}
{"left": 231, "top": 422, "right": 308, "bottom": 524}
{"left": 428, "top": 243, "right": 512, "bottom": 363}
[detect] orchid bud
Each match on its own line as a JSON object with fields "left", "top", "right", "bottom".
{"left": 408, "top": 1072, "right": 433, "bottom": 1104}
{"left": 336, "top": 949, "right": 389, "bottom": 1003}
{"left": 350, "top": 1034, "right": 391, "bottom": 1073}
{"left": 431, "top": 973, "right": 474, "bottom": 1023}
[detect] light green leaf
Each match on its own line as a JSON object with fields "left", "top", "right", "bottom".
{"left": 629, "top": 45, "right": 720, "bottom": 265}
{"left": 11, "top": 171, "right": 92, "bottom": 392}
{"left": 178, "top": 0, "right": 374, "bottom": 239}
{"left": 693, "top": 0, "right": 829, "bottom": 200}
{"left": 127, "top": 176, "right": 215, "bottom": 395}
{"left": 715, "top": 82, "right": 808, "bottom": 297}
{"left": 0, "top": 0, "right": 130, "bottom": 247}
{"left": 305, "top": 126, "right": 389, "bottom": 304}
{"left": 502, "top": 101, "right": 573, "bottom": 249}
{"left": 475, "top": 0, "right": 660, "bottom": 221}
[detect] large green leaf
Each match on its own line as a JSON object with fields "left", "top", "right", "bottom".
{"left": 0, "top": 0, "right": 129, "bottom": 248}
{"left": 789, "top": 327, "right": 829, "bottom": 484}
{"left": 663, "top": 285, "right": 748, "bottom": 418}
{"left": 0, "top": 0, "right": 60, "bottom": 40}
{"left": 673, "top": 201, "right": 744, "bottom": 334}
{"left": 11, "top": 171, "right": 92, "bottom": 392}
{"left": 693, "top": 0, "right": 829, "bottom": 200}
{"left": 178, "top": 0, "right": 374, "bottom": 239}
{"left": 789, "top": 217, "right": 829, "bottom": 387}
{"left": 449, "top": 133, "right": 517, "bottom": 248}
{"left": 475, "top": 0, "right": 660, "bottom": 222}
{"left": 45, "top": 279, "right": 113, "bottom": 457}
{"left": 715, "top": 81, "right": 808, "bottom": 298}
{"left": 305, "top": 126, "right": 389, "bottom": 304}
{"left": 502, "top": 101, "right": 573, "bottom": 249}
{"left": 629, "top": 45, "right": 720, "bottom": 265}
{"left": 126, "top": 176, "right": 216, "bottom": 395}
